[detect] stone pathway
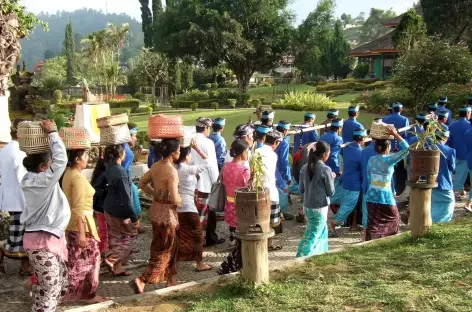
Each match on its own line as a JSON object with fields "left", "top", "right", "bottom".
{"left": 0, "top": 190, "right": 465, "bottom": 312}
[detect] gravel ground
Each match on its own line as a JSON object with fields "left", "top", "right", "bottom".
{"left": 0, "top": 188, "right": 468, "bottom": 311}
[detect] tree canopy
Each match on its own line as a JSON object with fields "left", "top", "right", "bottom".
{"left": 392, "top": 8, "right": 427, "bottom": 54}
{"left": 360, "top": 8, "right": 396, "bottom": 43}
{"left": 156, "top": 0, "right": 294, "bottom": 92}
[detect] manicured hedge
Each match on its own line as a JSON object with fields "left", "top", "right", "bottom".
{"left": 108, "top": 99, "right": 140, "bottom": 109}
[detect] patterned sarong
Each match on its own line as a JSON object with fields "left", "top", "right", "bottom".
{"left": 296, "top": 207, "right": 328, "bottom": 257}
{"left": 104, "top": 213, "right": 138, "bottom": 270}
{"left": 0, "top": 211, "right": 27, "bottom": 259}
{"left": 177, "top": 212, "right": 203, "bottom": 262}
{"left": 365, "top": 202, "right": 399, "bottom": 241}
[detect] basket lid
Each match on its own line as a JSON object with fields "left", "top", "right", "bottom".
{"left": 369, "top": 121, "right": 394, "bottom": 140}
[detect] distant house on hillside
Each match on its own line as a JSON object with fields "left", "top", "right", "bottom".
{"left": 348, "top": 6, "right": 423, "bottom": 80}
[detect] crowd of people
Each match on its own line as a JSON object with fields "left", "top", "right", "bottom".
{"left": 0, "top": 95, "right": 469, "bottom": 311}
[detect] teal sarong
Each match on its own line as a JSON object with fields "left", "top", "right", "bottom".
{"left": 330, "top": 177, "right": 343, "bottom": 205}
{"left": 296, "top": 207, "right": 328, "bottom": 257}
{"left": 431, "top": 189, "right": 454, "bottom": 223}
{"left": 335, "top": 188, "right": 360, "bottom": 224}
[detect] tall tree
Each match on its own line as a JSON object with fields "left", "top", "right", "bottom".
{"left": 139, "top": 0, "right": 163, "bottom": 49}
{"left": 65, "top": 20, "right": 77, "bottom": 86}
{"left": 157, "top": 0, "right": 294, "bottom": 92}
{"left": 331, "top": 20, "right": 353, "bottom": 78}
{"left": 421, "top": 0, "right": 472, "bottom": 44}
{"left": 392, "top": 8, "right": 427, "bottom": 55}
{"left": 360, "top": 8, "right": 396, "bottom": 43}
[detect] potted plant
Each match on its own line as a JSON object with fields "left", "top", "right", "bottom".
{"left": 234, "top": 150, "right": 271, "bottom": 234}
{"left": 408, "top": 116, "right": 443, "bottom": 185}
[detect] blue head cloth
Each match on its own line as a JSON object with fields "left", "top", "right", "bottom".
{"left": 348, "top": 106, "right": 359, "bottom": 113}
{"left": 428, "top": 103, "right": 438, "bottom": 109}
{"left": 439, "top": 96, "right": 448, "bottom": 104}
{"left": 129, "top": 127, "right": 139, "bottom": 135}
{"left": 416, "top": 114, "right": 426, "bottom": 120}
{"left": 459, "top": 106, "right": 472, "bottom": 113}
{"left": 438, "top": 110, "right": 449, "bottom": 118}
{"left": 257, "top": 126, "right": 272, "bottom": 134}
{"left": 262, "top": 112, "right": 275, "bottom": 119}
{"left": 436, "top": 130, "right": 450, "bottom": 139}
{"left": 332, "top": 120, "right": 343, "bottom": 128}
{"left": 214, "top": 119, "right": 226, "bottom": 126}
{"left": 278, "top": 122, "right": 291, "bottom": 130}
{"left": 392, "top": 103, "right": 403, "bottom": 109}
{"left": 305, "top": 113, "right": 315, "bottom": 119}
{"left": 327, "top": 110, "right": 339, "bottom": 117}
{"left": 353, "top": 130, "right": 367, "bottom": 137}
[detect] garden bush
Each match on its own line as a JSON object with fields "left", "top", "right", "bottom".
{"left": 203, "top": 83, "right": 212, "bottom": 90}
{"left": 209, "top": 90, "right": 220, "bottom": 98}
{"left": 236, "top": 92, "right": 251, "bottom": 105}
{"left": 179, "top": 89, "right": 210, "bottom": 101}
{"left": 251, "top": 99, "right": 261, "bottom": 107}
{"left": 353, "top": 81, "right": 391, "bottom": 91}
{"left": 211, "top": 102, "right": 219, "bottom": 110}
{"left": 274, "top": 92, "right": 335, "bottom": 111}
{"left": 211, "top": 82, "right": 218, "bottom": 89}
{"left": 260, "top": 98, "right": 265, "bottom": 104}
{"left": 218, "top": 89, "right": 239, "bottom": 100}
{"left": 132, "top": 106, "right": 154, "bottom": 114}
{"left": 323, "top": 90, "right": 351, "bottom": 97}
{"left": 108, "top": 99, "right": 140, "bottom": 109}
{"left": 259, "top": 82, "right": 271, "bottom": 87}
{"left": 134, "top": 91, "right": 145, "bottom": 100}
{"left": 64, "top": 94, "right": 71, "bottom": 101}
{"left": 52, "top": 90, "right": 62, "bottom": 105}
{"left": 353, "top": 64, "right": 370, "bottom": 78}
{"left": 223, "top": 81, "right": 238, "bottom": 88}
{"left": 190, "top": 102, "right": 198, "bottom": 111}
{"left": 316, "top": 81, "right": 366, "bottom": 91}
{"left": 228, "top": 99, "right": 237, "bottom": 108}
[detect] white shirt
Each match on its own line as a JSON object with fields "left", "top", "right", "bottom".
{"left": 190, "top": 133, "right": 219, "bottom": 194}
{"left": 224, "top": 149, "right": 251, "bottom": 169}
{"left": 254, "top": 145, "right": 279, "bottom": 203}
{"left": 177, "top": 162, "right": 210, "bottom": 213}
{"left": 0, "top": 140, "right": 27, "bottom": 212}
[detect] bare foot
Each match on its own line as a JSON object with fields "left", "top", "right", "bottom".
{"left": 23, "top": 279, "right": 33, "bottom": 297}
{"left": 85, "top": 296, "right": 109, "bottom": 304}
{"left": 129, "top": 277, "right": 145, "bottom": 294}
{"left": 195, "top": 263, "right": 213, "bottom": 272}
{"left": 166, "top": 276, "right": 177, "bottom": 287}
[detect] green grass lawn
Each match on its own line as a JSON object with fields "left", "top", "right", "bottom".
{"left": 169, "top": 216, "right": 472, "bottom": 311}
{"left": 247, "top": 84, "right": 317, "bottom": 102}
{"left": 130, "top": 106, "right": 379, "bottom": 144}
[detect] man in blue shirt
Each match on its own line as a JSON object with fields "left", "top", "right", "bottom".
{"left": 275, "top": 121, "right": 293, "bottom": 220}
{"left": 209, "top": 118, "right": 227, "bottom": 171}
{"left": 293, "top": 113, "right": 318, "bottom": 152}
{"left": 438, "top": 110, "right": 450, "bottom": 131}
{"left": 332, "top": 128, "right": 366, "bottom": 230}
{"left": 388, "top": 103, "right": 409, "bottom": 196}
{"left": 342, "top": 106, "right": 364, "bottom": 143}
{"left": 431, "top": 130, "right": 456, "bottom": 223}
{"left": 320, "top": 118, "right": 344, "bottom": 208}
{"left": 438, "top": 96, "right": 452, "bottom": 126}
{"left": 407, "top": 113, "right": 427, "bottom": 141}
{"left": 427, "top": 103, "right": 438, "bottom": 115}
{"left": 320, "top": 109, "right": 339, "bottom": 137}
{"left": 448, "top": 106, "right": 472, "bottom": 198}
{"left": 382, "top": 104, "right": 393, "bottom": 124}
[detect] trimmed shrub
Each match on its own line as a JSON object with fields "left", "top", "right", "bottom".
{"left": 209, "top": 90, "right": 220, "bottom": 98}
{"left": 218, "top": 89, "right": 239, "bottom": 100}
{"left": 275, "top": 92, "right": 335, "bottom": 111}
{"left": 211, "top": 82, "right": 218, "bottom": 89}
{"left": 52, "top": 90, "right": 62, "bottom": 104}
{"left": 190, "top": 102, "right": 198, "bottom": 111}
{"left": 203, "top": 83, "right": 212, "bottom": 90}
{"left": 224, "top": 81, "right": 238, "bottom": 88}
{"left": 236, "top": 92, "right": 251, "bottom": 105}
{"left": 125, "top": 108, "right": 131, "bottom": 115}
{"left": 352, "top": 81, "right": 390, "bottom": 91}
{"left": 108, "top": 99, "right": 140, "bottom": 109}
{"left": 316, "top": 81, "right": 366, "bottom": 91}
{"left": 64, "top": 94, "right": 71, "bottom": 101}
{"left": 179, "top": 89, "right": 210, "bottom": 101}
{"left": 134, "top": 91, "right": 145, "bottom": 100}
{"left": 211, "top": 102, "right": 219, "bottom": 110}
{"left": 251, "top": 99, "right": 261, "bottom": 107}
{"left": 228, "top": 99, "right": 237, "bottom": 108}
{"left": 260, "top": 98, "right": 265, "bottom": 104}
{"left": 147, "top": 106, "right": 153, "bottom": 114}
{"left": 353, "top": 64, "right": 370, "bottom": 78}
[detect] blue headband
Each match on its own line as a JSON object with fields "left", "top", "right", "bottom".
{"left": 257, "top": 126, "right": 272, "bottom": 134}
{"left": 439, "top": 97, "right": 448, "bottom": 103}
{"left": 305, "top": 113, "right": 315, "bottom": 119}
{"left": 278, "top": 123, "right": 291, "bottom": 130}
{"left": 262, "top": 112, "right": 275, "bottom": 119}
{"left": 129, "top": 127, "right": 139, "bottom": 135}
{"left": 392, "top": 103, "right": 403, "bottom": 109}
{"left": 214, "top": 119, "right": 226, "bottom": 126}
{"left": 327, "top": 110, "right": 339, "bottom": 116}
{"left": 438, "top": 110, "right": 449, "bottom": 117}
{"left": 348, "top": 106, "right": 359, "bottom": 113}
{"left": 353, "top": 130, "right": 367, "bottom": 137}
{"left": 428, "top": 103, "right": 438, "bottom": 109}
{"left": 416, "top": 114, "right": 426, "bottom": 120}
{"left": 459, "top": 107, "right": 472, "bottom": 112}
{"left": 332, "top": 120, "right": 343, "bottom": 128}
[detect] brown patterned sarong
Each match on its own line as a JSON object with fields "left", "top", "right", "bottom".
{"left": 104, "top": 213, "right": 138, "bottom": 269}
{"left": 365, "top": 202, "right": 399, "bottom": 241}
{"left": 178, "top": 212, "right": 203, "bottom": 262}
{"left": 139, "top": 220, "right": 178, "bottom": 284}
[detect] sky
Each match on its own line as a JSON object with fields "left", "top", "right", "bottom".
{"left": 21, "top": 0, "right": 417, "bottom": 24}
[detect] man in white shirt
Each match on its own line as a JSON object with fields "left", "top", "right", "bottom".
{"left": 224, "top": 123, "right": 255, "bottom": 168}
{"left": 254, "top": 129, "right": 284, "bottom": 250}
{"left": 191, "top": 117, "right": 225, "bottom": 245}
{"left": 0, "top": 119, "right": 29, "bottom": 274}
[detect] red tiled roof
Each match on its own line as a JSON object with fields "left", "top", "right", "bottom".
{"left": 348, "top": 31, "right": 396, "bottom": 57}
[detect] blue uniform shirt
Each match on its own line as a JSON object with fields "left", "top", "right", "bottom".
{"left": 275, "top": 136, "right": 291, "bottom": 183}
{"left": 407, "top": 124, "right": 424, "bottom": 141}
{"left": 447, "top": 117, "right": 472, "bottom": 160}
{"left": 147, "top": 145, "right": 161, "bottom": 168}
{"left": 209, "top": 132, "right": 227, "bottom": 169}
{"left": 438, "top": 105, "right": 452, "bottom": 126}
{"left": 439, "top": 122, "right": 449, "bottom": 131}
{"left": 293, "top": 125, "right": 318, "bottom": 150}
{"left": 361, "top": 143, "right": 377, "bottom": 193}
{"left": 320, "top": 131, "right": 343, "bottom": 174}
{"left": 437, "top": 143, "right": 456, "bottom": 191}
{"left": 464, "top": 128, "right": 472, "bottom": 169}
{"left": 342, "top": 118, "right": 364, "bottom": 143}
{"left": 341, "top": 143, "right": 363, "bottom": 191}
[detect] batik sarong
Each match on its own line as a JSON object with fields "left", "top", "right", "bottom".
{"left": 365, "top": 202, "right": 399, "bottom": 241}
{"left": 177, "top": 212, "right": 203, "bottom": 262}
{"left": 431, "top": 189, "right": 455, "bottom": 223}
{"left": 104, "top": 213, "right": 138, "bottom": 271}
{"left": 1, "top": 211, "right": 27, "bottom": 259}
{"left": 296, "top": 207, "right": 328, "bottom": 257}
{"left": 64, "top": 231, "right": 101, "bottom": 301}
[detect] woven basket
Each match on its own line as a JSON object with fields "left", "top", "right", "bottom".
{"left": 96, "top": 113, "right": 129, "bottom": 128}
{"left": 369, "top": 121, "right": 394, "bottom": 140}
{"left": 100, "top": 124, "right": 131, "bottom": 145}
{"left": 148, "top": 114, "right": 184, "bottom": 139}
{"left": 59, "top": 128, "right": 91, "bottom": 150}
{"left": 17, "top": 121, "right": 55, "bottom": 154}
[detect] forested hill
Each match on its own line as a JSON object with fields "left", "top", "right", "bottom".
{"left": 19, "top": 9, "right": 144, "bottom": 70}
